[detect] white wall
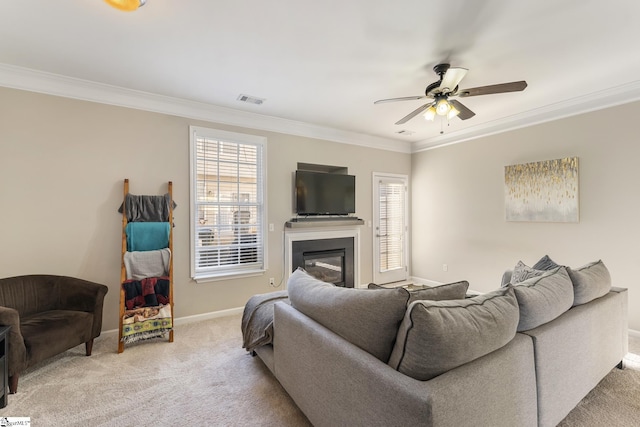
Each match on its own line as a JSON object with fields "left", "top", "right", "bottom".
{"left": 0, "top": 87, "right": 411, "bottom": 331}
{"left": 411, "top": 100, "right": 640, "bottom": 330}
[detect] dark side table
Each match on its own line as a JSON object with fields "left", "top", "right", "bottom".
{"left": 0, "top": 325, "right": 8, "bottom": 408}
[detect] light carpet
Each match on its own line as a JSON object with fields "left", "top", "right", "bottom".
{"left": 1, "top": 314, "right": 638, "bottom": 426}
{"left": 0, "top": 314, "right": 311, "bottom": 426}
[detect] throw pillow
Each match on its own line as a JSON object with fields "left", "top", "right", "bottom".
{"left": 387, "top": 287, "right": 519, "bottom": 381}
{"left": 511, "top": 261, "right": 546, "bottom": 284}
{"left": 532, "top": 254, "right": 561, "bottom": 271}
{"left": 407, "top": 280, "right": 469, "bottom": 304}
{"left": 510, "top": 266, "right": 574, "bottom": 331}
{"left": 567, "top": 260, "right": 611, "bottom": 306}
{"left": 288, "top": 268, "right": 409, "bottom": 362}
{"left": 368, "top": 281, "right": 469, "bottom": 304}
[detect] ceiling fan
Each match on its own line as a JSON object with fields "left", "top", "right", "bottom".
{"left": 374, "top": 63, "right": 527, "bottom": 125}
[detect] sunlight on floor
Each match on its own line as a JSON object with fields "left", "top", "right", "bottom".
{"left": 624, "top": 351, "right": 640, "bottom": 370}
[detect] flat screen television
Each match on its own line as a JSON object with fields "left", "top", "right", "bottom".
{"left": 295, "top": 170, "right": 356, "bottom": 215}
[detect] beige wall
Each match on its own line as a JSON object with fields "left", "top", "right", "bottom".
{"left": 0, "top": 87, "right": 411, "bottom": 331}
{"left": 411, "top": 100, "right": 640, "bottom": 330}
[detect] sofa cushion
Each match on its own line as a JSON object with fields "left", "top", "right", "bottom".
{"left": 387, "top": 287, "right": 519, "bottom": 381}
{"left": 367, "top": 280, "right": 469, "bottom": 304}
{"left": 21, "top": 310, "right": 94, "bottom": 366}
{"left": 287, "top": 268, "right": 409, "bottom": 362}
{"left": 567, "top": 260, "right": 611, "bottom": 306}
{"left": 511, "top": 266, "right": 574, "bottom": 331}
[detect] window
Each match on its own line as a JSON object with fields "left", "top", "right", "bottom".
{"left": 189, "top": 126, "right": 266, "bottom": 281}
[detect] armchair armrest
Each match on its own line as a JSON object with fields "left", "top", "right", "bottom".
{"left": 57, "top": 276, "right": 109, "bottom": 339}
{"left": 0, "top": 306, "right": 27, "bottom": 377}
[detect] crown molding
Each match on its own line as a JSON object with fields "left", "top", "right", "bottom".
{"left": 5, "top": 63, "right": 638, "bottom": 155}
{"left": 412, "top": 80, "right": 640, "bottom": 152}
{"left": 0, "top": 63, "right": 412, "bottom": 154}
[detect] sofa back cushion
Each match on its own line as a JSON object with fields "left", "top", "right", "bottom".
{"left": 368, "top": 280, "right": 469, "bottom": 304}
{"left": 388, "top": 287, "right": 519, "bottom": 381}
{"left": 407, "top": 281, "right": 469, "bottom": 304}
{"left": 0, "top": 275, "right": 61, "bottom": 316}
{"left": 287, "top": 268, "right": 409, "bottom": 362}
{"left": 511, "top": 266, "right": 574, "bottom": 331}
{"left": 568, "top": 260, "right": 611, "bottom": 306}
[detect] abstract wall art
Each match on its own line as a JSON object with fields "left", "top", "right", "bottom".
{"left": 504, "top": 157, "right": 579, "bottom": 222}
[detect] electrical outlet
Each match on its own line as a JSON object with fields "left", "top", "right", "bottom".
{"left": 269, "top": 277, "right": 275, "bottom": 287}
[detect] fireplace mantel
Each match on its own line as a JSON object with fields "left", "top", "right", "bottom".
{"left": 285, "top": 217, "right": 364, "bottom": 228}
{"left": 284, "top": 225, "right": 361, "bottom": 288}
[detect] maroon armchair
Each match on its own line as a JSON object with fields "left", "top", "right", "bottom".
{"left": 0, "top": 275, "right": 108, "bottom": 393}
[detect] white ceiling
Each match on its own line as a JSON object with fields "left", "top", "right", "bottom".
{"left": 2, "top": 0, "right": 640, "bottom": 152}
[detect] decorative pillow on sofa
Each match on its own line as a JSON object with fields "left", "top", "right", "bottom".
{"left": 407, "top": 281, "right": 469, "bottom": 304}
{"left": 567, "top": 260, "right": 611, "bottom": 306}
{"left": 511, "top": 261, "right": 545, "bottom": 284}
{"left": 510, "top": 266, "right": 574, "bottom": 331}
{"left": 504, "top": 255, "right": 562, "bottom": 286}
{"left": 532, "top": 254, "right": 561, "bottom": 271}
{"left": 367, "top": 281, "right": 469, "bottom": 304}
{"left": 387, "top": 287, "right": 519, "bottom": 381}
{"left": 288, "top": 268, "right": 409, "bottom": 362}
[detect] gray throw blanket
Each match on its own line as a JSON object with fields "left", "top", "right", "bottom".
{"left": 118, "top": 193, "right": 177, "bottom": 222}
{"left": 123, "top": 248, "right": 171, "bottom": 280}
{"left": 241, "top": 290, "right": 289, "bottom": 352}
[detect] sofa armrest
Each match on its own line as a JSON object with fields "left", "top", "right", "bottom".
{"left": 58, "top": 276, "right": 109, "bottom": 339}
{"left": 0, "top": 306, "right": 27, "bottom": 377}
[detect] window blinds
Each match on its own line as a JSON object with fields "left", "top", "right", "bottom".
{"left": 378, "top": 180, "right": 405, "bottom": 272}
{"left": 193, "top": 130, "right": 265, "bottom": 277}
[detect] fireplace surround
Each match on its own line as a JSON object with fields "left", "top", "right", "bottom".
{"left": 284, "top": 225, "right": 360, "bottom": 288}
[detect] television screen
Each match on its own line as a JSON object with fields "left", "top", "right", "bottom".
{"left": 295, "top": 170, "right": 355, "bottom": 215}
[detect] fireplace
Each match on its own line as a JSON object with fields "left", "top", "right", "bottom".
{"left": 285, "top": 227, "right": 360, "bottom": 288}
{"left": 292, "top": 237, "right": 354, "bottom": 287}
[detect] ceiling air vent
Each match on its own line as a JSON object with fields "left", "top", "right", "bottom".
{"left": 396, "top": 130, "right": 415, "bottom": 136}
{"left": 237, "top": 94, "right": 265, "bottom": 105}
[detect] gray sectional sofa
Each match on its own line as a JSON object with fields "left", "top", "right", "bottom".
{"left": 251, "top": 261, "right": 628, "bottom": 427}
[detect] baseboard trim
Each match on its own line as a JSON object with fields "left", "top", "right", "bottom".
{"left": 101, "top": 306, "right": 244, "bottom": 337}
{"left": 629, "top": 329, "right": 640, "bottom": 338}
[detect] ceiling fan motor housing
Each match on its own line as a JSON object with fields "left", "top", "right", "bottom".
{"left": 433, "top": 63, "right": 450, "bottom": 77}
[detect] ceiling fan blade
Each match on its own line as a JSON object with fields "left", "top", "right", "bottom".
{"left": 374, "top": 95, "right": 426, "bottom": 104}
{"left": 438, "top": 67, "right": 468, "bottom": 93}
{"left": 395, "top": 103, "right": 432, "bottom": 125}
{"left": 457, "top": 81, "right": 527, "bottom": 97}
{"left": 449, "top": 99, "right": 476, "bottom": 120}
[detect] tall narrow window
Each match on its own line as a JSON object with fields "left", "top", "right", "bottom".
{"left": 189, "top": 126, "right": 266, "bottom": 281}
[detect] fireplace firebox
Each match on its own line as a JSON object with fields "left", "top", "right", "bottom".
{"left": 292, "top": 237, "right": 354, "bottom": 287}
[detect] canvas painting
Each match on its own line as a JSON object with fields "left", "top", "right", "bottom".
{"left": 504, "top": 157, "right": 579, "bottom": 222}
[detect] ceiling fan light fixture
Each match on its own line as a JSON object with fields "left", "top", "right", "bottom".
{"left": 104, "top": 0, "right": 146, "bottom": 12}
{"left": 447, "top": 104, "right": 460, "bottom": 119}
{"left": 435, "top": 98, "right": 451, "bottom": 116}
{"left": 423, "top": 105, "right": 436, "bottom": 121}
